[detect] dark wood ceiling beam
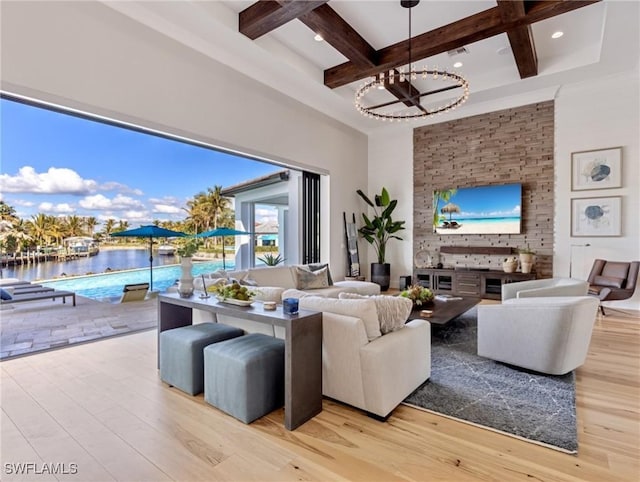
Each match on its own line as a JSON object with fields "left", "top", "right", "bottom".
{"left": 239, "top": 0, "right": 328, "bottom": 40}
{"left": 498, "top": 0, "right": 538, "bottom": 78}
{"left": 299, "top": 4, "right": 425, "bottom": 109}
{"left": 299, "top": 4, "right": 377, "bottom": 68}
{"left": 325, "top": 0, "right": 600, "bottom": 88}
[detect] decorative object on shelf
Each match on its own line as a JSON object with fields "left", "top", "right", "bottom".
{"left": 283, "top": 298, "right": 299, "bottom": 315}
{"left": 571, "top": 196, "right": 622, "bottom": 237}
{"left": 354, "top": 0, "right": 469, "bottom": 122}
{"left": 356, "top": 187, "right": 406, "bottom": 291}
{"left": 214, "top": 282, "right": 255, "bottom": 305}
{"left": 518, "top": 246, "right": 535, "bottom": 274}
{"left": 503, "top": 257, "right": 518, "bottom": 273}
{"left": 263, "top": 301, "right": 277, "bottom": 311}
{"left": 414, "top": 249, "right": 432, "bottom": 268}
{"left": 400, "top": 284, "right": 434, "bottom": 306}
{"left": 571, "top": 147, "right": 622, "bottom": 191}
{"left": 199, "top": 274, "right": 211, "bottom": 299}
{"left": 178, "top": 256, "right": 195, "bottom": 298}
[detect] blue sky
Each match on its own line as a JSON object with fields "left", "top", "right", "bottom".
{"left": 443, "top": 183, "right": 521, "bottom": 219}
{"left": 0, "top": 98, "right": 281, "bottom": 227}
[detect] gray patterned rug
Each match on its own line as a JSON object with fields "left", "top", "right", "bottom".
{"left": 403, "top": 307, "right": 578, "bottom": 453}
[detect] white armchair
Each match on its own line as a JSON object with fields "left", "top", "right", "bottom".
{"left": 299, "top": 296, "right": 431, "bottom": 418}
{"left": 502, "top": 277, "right": 588, "bottom": 301}
{"left": 477, "top": 296, "right": 599, "bottom": 375}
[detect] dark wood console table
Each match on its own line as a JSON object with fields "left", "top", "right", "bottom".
{"left": 414, "top": 268, "right": 535, "bottom": 300}
{"left": 157, "top": 292, "right": 322, "bottom": 431}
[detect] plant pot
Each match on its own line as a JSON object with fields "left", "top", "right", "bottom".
{"left": 371, "top": 263, "right": 391, "bottom": 291}
{"left": 503, "top": 261, "right": 518, "bottom": 273}
{"left": 521, "top": 261, "right": 533, "bottom": 274}
{"left": 178, "top": 257, "right": 194, "bottom": 298}
{"left": 519, "top": 253, "right": 535, "bottom": 265}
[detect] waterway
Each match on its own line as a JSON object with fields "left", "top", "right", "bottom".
{"left": 2, "top": 249, "right": 232, "bottom": 301}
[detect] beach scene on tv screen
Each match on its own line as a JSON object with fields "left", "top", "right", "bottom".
{"left": 433, "top": 183, "right": 521, "bottom": 235}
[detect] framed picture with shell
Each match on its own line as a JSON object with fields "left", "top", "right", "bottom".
{"left": 571, "top": 196, "right": 622, "bottom": 237}
{"left": 571, "top": 147, "right": 622, "bottom": 191}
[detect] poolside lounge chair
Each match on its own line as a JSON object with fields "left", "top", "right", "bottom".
{"left": 11, "top": 285, "right": 55, "bottom": 295}
{"left": 120, "top": 283, "right": 149, "bottom": 303}
{"left": 0, "top": 289, "right": 76, "bottom": 307}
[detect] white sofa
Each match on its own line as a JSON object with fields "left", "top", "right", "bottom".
{"left": 477, "top": 296, "right": 599, "bottom": 375}
{"left": 299, "top": 296, "right": 431, "bottom": 418}
{"left": 196, "top": 265, "right": 380, "bottom": 302}
{"left": 501, "top": 277, "right": 589, "bottom": 301}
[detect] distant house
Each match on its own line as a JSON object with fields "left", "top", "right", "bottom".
{"left": 222, "top": 170, "right": 301, "bottom": 269}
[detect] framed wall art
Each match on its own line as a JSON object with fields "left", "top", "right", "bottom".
{"left": 571, "top": 147, "right": 622, "bottom": 191}
{"left": 571, "top": 196, "right": 622, "bottom": 237}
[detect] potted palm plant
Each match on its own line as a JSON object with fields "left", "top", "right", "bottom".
{"left": 356, "top": 187, "right": 405, "bottom": 291}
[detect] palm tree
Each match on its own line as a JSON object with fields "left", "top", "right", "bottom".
{"left": 433, "top": 189, "right": 458, "bottom": 229}
{"left": 103, "top": 218, "right": 117, "bottom": 238}
{"left": 0, "top": 201, "right": 18, "bottom": 223}
{"left": 27, "top": 213, "right": 54, "bottom": 247}
{"left": 85, "top": 216, "right": 99, "bottom": 237}
{"left": 66, "top": 215, "right": 84, "bottom": 237}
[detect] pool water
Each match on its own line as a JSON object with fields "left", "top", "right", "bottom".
{"left": 41, "top": 261, "right": 230, "bottom": 301}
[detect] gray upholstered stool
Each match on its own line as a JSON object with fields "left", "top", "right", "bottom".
{"left": 204, "top": 333, "right": 285, "bottom": 424}
{"left": 160, "top": 323, "right": 244, "bottom": 395}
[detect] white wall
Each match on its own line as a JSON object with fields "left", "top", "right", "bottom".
{"left": 368, "top": 70, "right": 640, "bottom": 311}
{"left": 0, "top": 1, "right": 367, "bottom": 278}
{"left": 555, "top": 70, "right": 640, "bottom": 311}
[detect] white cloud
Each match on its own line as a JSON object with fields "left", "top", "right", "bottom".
{"left": 153, "top": 204, "right": 182, "bottom": 214}
{"left": 79, "top": 194, "right": 144, "bottom": 210}
{"left": 38, "top": 202, "right": 74, "bottom": 214}
{"left": 123, "top": 210, "right": 149, "bottom": 220}
{"left": 100, "top": 181, "right": 144, "bottom": 196}
{"left": 11, "top": 199, "right": 35, "bottom": 207}
{"left": 0, "top": 166, "right": 98, "bottom": 195}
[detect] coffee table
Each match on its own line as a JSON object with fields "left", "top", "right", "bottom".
{"left": 410, "top": 296, "right": 480, "bottom": 325}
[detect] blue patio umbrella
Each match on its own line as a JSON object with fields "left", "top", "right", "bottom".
{"left": 112, "top": 225, "right": 186, "bottom": 291}
{"left": 197, "top": 227, "right": 251, "bottom": 270}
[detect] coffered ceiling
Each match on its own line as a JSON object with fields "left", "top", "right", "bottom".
{"left": 103, "top": 1, "right": 639, "bottom": 133}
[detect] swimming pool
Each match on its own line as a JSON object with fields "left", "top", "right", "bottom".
{"left": 41, "top": 261, "right": 231, "bottom": 301}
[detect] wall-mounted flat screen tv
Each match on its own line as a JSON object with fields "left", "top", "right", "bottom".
{"left": 433, "top": 183, "right": 522, "bottom": 234}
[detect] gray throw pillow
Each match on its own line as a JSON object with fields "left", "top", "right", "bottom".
{"left": 306, "top": 263, "right": 334, "bottom": 285}
{"left": 294, "top": 266, "right": 330, "bottom": 290}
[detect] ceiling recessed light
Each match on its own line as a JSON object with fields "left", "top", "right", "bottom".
{"left": 453, "top": 61, "right": 463, "bottom": 68}
{"left": 314, "top": 33, "right": 324, "bottom": 42}
{"left": 552, "top": 31, "right": 564, "bottom": 39}
{"left": 497, "top": 46, "right": 510, "bottom": 56}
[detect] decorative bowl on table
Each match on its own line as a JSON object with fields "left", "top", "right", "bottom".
{"left": 213, "top": 282, "right": 255, "bottom": 306}
{"left": 400, "top": 284, "right": 434, "bottom": 307}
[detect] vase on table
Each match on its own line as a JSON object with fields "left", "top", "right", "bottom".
{"left": 178, "top": 257, "right": 194, "bottom": 298}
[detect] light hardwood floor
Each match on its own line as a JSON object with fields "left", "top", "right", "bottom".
{"left": 1, "top": 308, "right": 638, "bottom": 481}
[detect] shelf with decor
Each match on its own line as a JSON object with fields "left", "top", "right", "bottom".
{"left": 414, "top": 268, "right": 535, "bottom": 300}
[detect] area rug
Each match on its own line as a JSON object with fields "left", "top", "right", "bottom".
{"left": 403, "top": 307, "right": 578, "bottom": 453}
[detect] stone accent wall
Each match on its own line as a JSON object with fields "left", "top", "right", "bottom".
{"left": 413, "top": 101, "right": 554, "bottom": 279}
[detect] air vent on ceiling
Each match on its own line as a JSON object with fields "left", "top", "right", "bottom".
{"left": 447, "top": 47, "right": 469, "bottom": 57}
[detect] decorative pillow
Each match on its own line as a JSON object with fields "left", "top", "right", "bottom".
{"left": 194, "top": 276, "right": 226, "bottom": 292}
{"left": 593, "top": 275, "right": 624, "bottom": 288}
{"left": 299, "top": 296, "right": 381, "bottom": 341}
{"left": 0, "top": 288, "right": 13, "bottom": 300}
{"left": 339, "top": 293, "right": 411, "bottom": 334}
{"left": 253, "top": 286, "right": 286, "bottom": 303}
{"left": 209, "top": 269, "right": 229, "bottom": 280}
{"left": 281, "top": 288, "right": 319, "bottom": 299}
{"left": 294, "top": 266, "right": 330, "bottom": 290}
{"left": 239, "top": 276, "right": 258, "bottom": 286}
{"left": 305, "top": 263, "right": 334, "bottom": 286}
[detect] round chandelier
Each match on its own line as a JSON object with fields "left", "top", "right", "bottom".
{"left": 354, "top": 0, "right": 470, "bottom": 122}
